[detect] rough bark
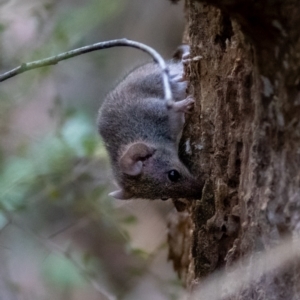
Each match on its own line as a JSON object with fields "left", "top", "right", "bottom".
{"left": 168, "top": 0, "right": 300, "bottom": 299}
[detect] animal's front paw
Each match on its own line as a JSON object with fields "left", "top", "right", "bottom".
{"left": 169, "top": 71, "right": 188, "bottom": 101}
{"left": 171, "top": 96, "right": 194, "bottom": 113}
{"left": 169, "top": 73, "right": 185, "bottom": 83}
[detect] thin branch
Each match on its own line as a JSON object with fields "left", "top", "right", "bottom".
{"left": 3, "top": 209, "right": 115, "bottom": 300}
{"left": 0, "top": 38, "right": 172, "bottom": 102}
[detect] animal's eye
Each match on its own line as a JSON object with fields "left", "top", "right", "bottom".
{"left": 168, "top": 170, "right": 181, "bottom": 182}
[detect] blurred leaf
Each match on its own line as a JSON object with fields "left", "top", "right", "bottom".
{"left": 32, "top": 0, "right": 123, "bottom": 59}
{"left": 0, "top": 23, "right": 5, "bottom": 33}
{"left": 1, "top": 157, "right": 35, "bottom": 185}
{"left": 0, "top": 111, "right": 102, "bottom": 211}
{"left": 0, "top": 211, "right": 8, "bottom": 230}
{"left": 30, "top": 135, "right": 74, "bottom": 174}
{"left": 82, "top": 252, "right": 93, "bottom": 266}
{"left": 127, "top": 247, "right": 150, "bottom": 260}
{"left": 53, "top": 0, "right": 122, "bottom": 47}
{"left": 82, "top": 136, "right": 98, "bottom": 156}
{"left": 94, "top": 142, "right": 109, "bottom": 159}
{"left": 43, "top": 254, "right": 85, "bottom": 288}
{"left": 81, "top": 252, "right": 99, "bottom": 277}
{"left": 61, "top": 112, "right": 99, "bottom": 157}
{"left": 120, "top": 215, "right": 138, "bottom": 225}
{"left": 47, "top": 185, "right": 61, "bottom": 200}
{"left": 0, "top": 157, "right": 36, "bottom": 210}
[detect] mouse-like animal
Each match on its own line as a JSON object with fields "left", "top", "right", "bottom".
{"left": 98, "top": 45, "right": 201, "bottom": 200}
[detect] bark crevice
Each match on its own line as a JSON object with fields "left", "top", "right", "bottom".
{"left": 168, "top": 0, "right": 300, "bottom": 298}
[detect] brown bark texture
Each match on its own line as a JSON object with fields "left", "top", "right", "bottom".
{"left": 168, "top": 0, "right": 300, "bottom": 299}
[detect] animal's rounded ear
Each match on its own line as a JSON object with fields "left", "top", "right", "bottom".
{"left": 119, "top": 142, "right": 156, "bottom": 176}
{"left": 109, "top": 189, "right": 132, "bottom": 200}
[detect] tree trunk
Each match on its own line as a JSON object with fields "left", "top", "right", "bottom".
{"left": 168, "top": 0, "right": 300, "bottom": 299}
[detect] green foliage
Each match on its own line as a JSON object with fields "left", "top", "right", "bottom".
{"left": 61, "top": 112, "right": 97, "bottom": 157}
{"left": 0, "top": 111, "right": 103, "bottom": 212}
{"left": 127, "top": 247, "right": 150, "bottom": 260}
{"left": 121, "top": 215, "right": 138, "bottom": 225}
{"left": 0, "top": 1, "right": 184, "bottom": 298}
{"left": 32, "top": 0, "right": 124, "bottom": 59}
{"left": 0, "top": 23, "right": 5, "bottom": 33}
{"left": 43, "top": 254, "right": 85, "bottom": 289}
{"left": 0, "top": 211, "right": 8, "bottom": 230}
{"left": 52, "top": 0, "right": 122, "bottom": 47}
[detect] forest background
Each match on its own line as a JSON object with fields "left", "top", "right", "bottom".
{"left": 0, "top": 1, "right": 185, "bottom": 299}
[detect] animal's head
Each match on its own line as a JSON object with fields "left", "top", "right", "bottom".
{"left": 110, "top": 142, "right": 202, "bottom": 200}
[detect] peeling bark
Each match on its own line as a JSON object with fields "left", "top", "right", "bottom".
{"left": 168, "top": 0, "right": 300, "bottom": 298}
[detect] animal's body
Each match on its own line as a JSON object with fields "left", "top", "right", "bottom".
{"left": 98, "top": 46, "right": 201, "bottom": 200}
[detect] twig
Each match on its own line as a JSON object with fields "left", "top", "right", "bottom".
{"left": 0, "top": 38, "right": 172, "bottom": 102}
{"left": 3, "top": 209, "right": 115, "bottom": 300}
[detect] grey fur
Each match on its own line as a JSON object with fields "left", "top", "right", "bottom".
{"left": 98, "top": 46, "right": 201, "bottom": 200}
